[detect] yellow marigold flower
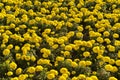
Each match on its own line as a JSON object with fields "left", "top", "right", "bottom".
{"left": 27, "top": 67, "right": 35, "bottom": 74}
{"left": 97, "top": 55, "right": 103, "bottom": 59}
{"left": 118, "top": 51, "right": 120, "bottom": 58}
{"left": 19, "top": 25, "right": 27, "bottom": 29}
{"left": 71, "top": 71, "right": 76, "bottom": 75}
{"left": 5, "top": 30, "right": 12, "bottom": 35}
{"left": 19, "top": 38, "right": 24, "bottom": 42}
{"left": 52, "top": 44, "right": 58, "bottom": 49}
{"left": 57, "top": 38, "right": 64, "bottom": 44}
{"left": 74, "top": 18, "right": 81, "bottom": 23}
{"left": 103, "top": 56, "right": 110, "bottom": 62}
{"left": 63, "top": 51, "right": 70, "bottom": 56}
{"left": 72, "top": 77, "right": 78, "bottom": 80}
{"left": 0, "top": 13, "right": 4, "bottom": 19}
{"left": 65, "top": 59, "right": 72, "bottom": 64}
{"left": 109, "top": 59, "right": 115, "bottom": 64}
{"left": 1, "top": 43, "right": 6, "bottom": 48}
{"left": 11, "top": 77, "right": 19, "bottom": 80}
{"left": 16, "top": 53, "right": 21, "bottom": 60}
{"left": 60, "top": 68, "right": 68, "bottom": 74}
{"left": 112, "top": 4, "right": 117, "bottom": 9}
{"left": 22, "top": 49, "right": 27, "bottom": 55}
{"left": 71, "top": 62, "right": 78, "bottom": 68}
{"left": 35, "top": 42, "right": 40, "bottom": 46}
{"left": 16, "top": 68, "right": 22, "bottom": 75}
{"left": 96, "top": 37, "right": 104, "bottom": 43}
{"left": 77, "top": 26, "right": 83, "bottom": 31}
{"left": 79, "top": 61, "right": 86, "bottom": 67}
{"left": 60, "top": 44, "right": 66, "bottom": 48}
{"left": 5, "top": 6, "right": 11, "bottom": 11}
{"left": 44, "top": 28, "right": 51, "bottom": 34}
{"left": 80, "top": 47, "right": 85, "bottom": 51}
{"left": 99, "top": 61, "right": 104, "bottom": 66}
{"left": 9, "top": 62, "right": 17, "bottom": 70}
{"left": 7, "top": 71, "right": 13, "bottom": 76}
{"left": 31, "top": 55, "right": 36, "bottom": 62}
{"left": 108, "top": 45, "right": 115, "bottom": 52}
{"left": 90, "top": 76, "right": 98, "bottom": 80}
{"left": 111, "top": 66, "right": 118, "bottom": 72}
{"left": 104, "top": 64, "right": 113, "bottom": 71}
{"left": 83, "top": 51, "right": 90, "bottom": 57}
{"left": 113, "top": 33, "right": 119, "bottom": 38}
{"left": 2, "top": 38, "right": 8, "bottom": 43}
{"left": 86, "top": 77, "right": 93, "bottom": 80}
{"left": 97, "top": 13, "right": 103, "bottom": 19}
{"left": 98, "top": 49, "right": 104, "bottom": 55}
{"left": 35, "top": 65, "right": 43, "bottom": 72}
{"left": 65, "top": 45, "right": 72, "bottom": 51}
{"left": 104, "top": 38, "right": 111, "bottom": 44}
{"left": 103, "top": 31, "right": 110, "bottom": 37}
{"left": 41, "top": 8, "right": 47, "bottom": 13}
{"left": 67, "top": 31, "right": 75, "bottom": 37}
{"left": 62, "top": 73, "right": 68, "bottom": 78}
{"left": 92, "top": 46, "right": 100, "bottom": 53}
{"left": 18, "top": 74, "right": 28, "bottom": 80}
{"left": 92, "top": 71, "right": 97, "bottom": 75}
{"left": 15, "top": 27, "right": 20, "bottom": 31}
{"left": 114, "top": 40, "right": 120, "bottom": 46}
{"left": 76, "top": 32, "right": 83, "bottom": 38}
{"left": 86, "top": 61, "right": 92, "bottom": 66}
{"left": 78, "top": 74, "right": 86, "bottom": 79}
{"left": 86, "top": 41, "right": 93, "bottom": 48}
{"left": 42, "top": 53, "right": 49, "bottom": 58}
{"left": 3, "top": 49, "right": 10, "bottom": 56}
{"left": 15, "top": 46, "right": 20, "bottom": 51}
{"left": 47, "top": 73, "right": 55, "bottom": 79}
{"left": 109, "top": 77, "right": 118, "bottom": 80}
{"left": 66, "top": 21, "right": 73, "bottom": 28}
{"left": 74, "top": 59, "right": 80, "bottom": 62}
{"left": 37, "top": 59, "right": 43, "bottom": 64}
{"left": 42, "top": 59, "right": 50, "bottom": 65}
{"left": 21, "top": 55, "right": 27, "bottom": 60}
{"left": 25, "top": 56, "right": 31, "bottom": 61}
{"left": 49, "top": 69, "right": 58, "bottom": 76}
{"left": 58, "top": 76, "right": 66, "bottom": 80}
{"left": 115, "top": 60, "right": 120, "bottom": 66}
{"left": 56, "top": 56, "right": 64, "bottom": 61}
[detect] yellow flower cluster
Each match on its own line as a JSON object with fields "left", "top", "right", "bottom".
{"left": 0, "top": 0, "right": 120, "bottom": 80}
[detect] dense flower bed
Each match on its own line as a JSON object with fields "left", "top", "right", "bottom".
{"left": 0, "top": 0, "right": 120, "bottom": 80}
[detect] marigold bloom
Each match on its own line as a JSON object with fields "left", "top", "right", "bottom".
{"left": 65, "top": 45, "right": 72, "bottom": 51}
{"left": 79, "top": 61, "right": 86, "bottom": 67}
{"left": 90, "top": 76, "right": 98, "bottom": 80}
{"left": 83, "top": 51, "right": 90, "bottom": 57}
{"left": 7, "top": 71, "right": 13, "bottom": 76}
{"left": 115, "top": 60, "right": 120, "bottom": 66}
{"left": 109, "top": 77, "right": 118, "bottom": 80}
{"left": 58, "top": 76, "right": 66, "bottom": 80}
{"left": 78, "top": 74, "right": 86, "bottom": 79}
{"left": 104, "top": 64, "right": 113, "bottom": 71}
{"left": 35, "top": 65, "right": 43, "bottom": 72}
{"left": 9, "top": 62, "right": 17, "bottom": 70}
{"left": 71, "top": 62, "right": 78, "bottom": 68}
{"left": 16, "top": 68, "right": 22, "bottom": 75}
{"left": 3, "top": 49, "right": 10, "bottom": 56}
{"left": 47, "top": 73, "right": 55, "bottom": 79}
{"left": 60, "top": 68, "right": 68, "bottom": 74}
{"left": 27, "top": 67, "right": 35, "bottom": 74}
{"left": 56, "top": 56, "right": 64, "bottom": 61}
